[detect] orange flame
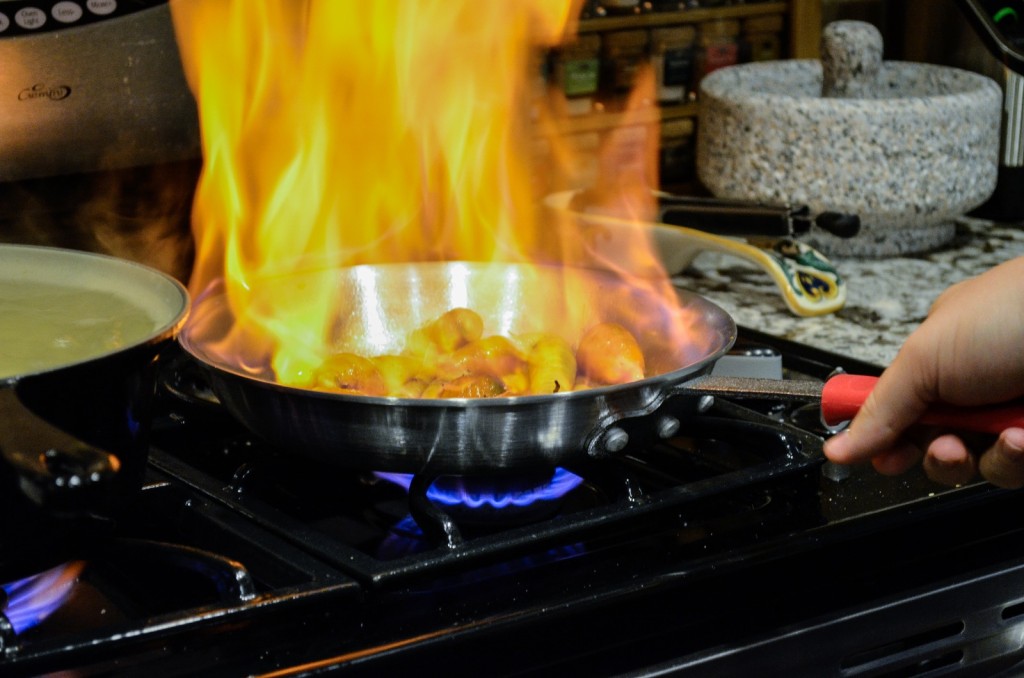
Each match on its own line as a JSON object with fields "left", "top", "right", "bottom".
{"left": 170, "top": 0, "right": 701, "bottom": 389}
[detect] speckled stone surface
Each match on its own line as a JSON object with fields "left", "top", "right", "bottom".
{"left": 696, "top": 22, "right": 1002, "bottom": 259}
{"left": 821, "top": 20, "right": 883, "bottom": 98}
{"left": 673, "top": 218, "right": 1024, "bottom": 367}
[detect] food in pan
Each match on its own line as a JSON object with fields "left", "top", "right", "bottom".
{"left": 576, "top": 322, "right": 645, "bottom": 385}
{"left": 0, "top": 280, "right": 157, "bottom": 379}
{"left": 311, "top": 307, "right": 646, "bottom": 398}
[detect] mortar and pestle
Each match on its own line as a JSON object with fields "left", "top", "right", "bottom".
{"left": 696, "top": 21, "right": 1002, "bottom": 258}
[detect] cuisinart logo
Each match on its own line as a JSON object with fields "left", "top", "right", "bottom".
{"left": 18, "top": 83, "right": 72, "bottom": 101}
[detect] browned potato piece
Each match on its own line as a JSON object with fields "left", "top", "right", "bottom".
{"left": 525, "top": 334, "right": 576, "bottom": 394}
{"left": 318, "top": 309, "right": 650, "bottom": 399}
{"left": 314, "top": 353, "right": 387, "bottom": 395}
{"left": 405, "top": 307, "right": 484, "bottom": 358}
{"left": 439, "top": 335, "right": 529, "bottom": 394}
{"left": 576, "top": 322, "right": 645, "bottom": 385}
{"left": 421, "top": 374, "right": 505, "bottom": 398}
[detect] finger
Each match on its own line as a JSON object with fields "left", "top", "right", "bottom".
{"left": 824, "top": 354, "right": 935, "bottom": 466}
{"left": 870, "top": 440, "right": 923, "bottom": 476}
{"left": 978, "top": 428, "right": 1024, "bottom": 489}
{"left": 922, "top": 434, "right": 978, "bottom": 487}
{"left": 822, "top": 428, "right": 856, "bottom": 463}
{"left": 823, "top": 413, "right": 932, "bottom": 468}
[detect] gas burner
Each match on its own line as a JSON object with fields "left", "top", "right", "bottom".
{"left": 374, "top": 468, "right": 586, "bottom": 547}
{"left": 375, "top": 468, "right": 584, "bottom": 511}
{"left": 160, "top": 348, "right": 221, "bottom": 411}
{"left": 0, "top": 537, "right": 263, "bottom": 663}
{"left": 1, "top": 562, "right": 84, "bottom": 640}
{"left": 377, "top": 513, "right": 587, "bottom": 571}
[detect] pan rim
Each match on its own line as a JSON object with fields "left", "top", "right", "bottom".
{"left": 178, "top": 260, "right": 737, "bottom": 407}
{"left": 182, "top": 341, "right": 734, "bottom": 408}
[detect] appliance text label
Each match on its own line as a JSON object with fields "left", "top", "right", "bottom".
{"left": 18, "top": 83, "right": 72, "bottom": 101}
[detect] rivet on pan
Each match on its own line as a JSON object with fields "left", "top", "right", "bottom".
{"left": 603, "top": 427, "right": 629, "bottom": 453}
{"left": 656, "top": 416, "right": 680, "bottom": 439}
{"left": 697, "top": 395, "right": 715, "bottom": 413}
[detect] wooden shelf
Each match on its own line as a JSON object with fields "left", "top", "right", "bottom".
{"left": 555, "top": 103, "right": 698, "bottom": 136}
{"left": 577, "top": 2, "right": 789, "bottom": 33}
{"left": 554, "top": 1, "right": 822, "bottom": 191}
{"left": 659, "top": 103, "right": 701, "bottom": 119}
{"left": 788, "top": 0, "right": 821, "bottom": 57}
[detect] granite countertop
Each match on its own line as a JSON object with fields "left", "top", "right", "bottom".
{"left": 673, "top": 218, "right": 1024, "bottom": 368}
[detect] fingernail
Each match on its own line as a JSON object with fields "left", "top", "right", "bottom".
{"left": 823, "top": 430, "right": 850, "bottom": 462}
{"left": 1004, "top": 428, "right": 1024, "bottom": 453}
{"left": 929, "top": 435, "right": 968, "bottom": 464}
{"left": 983, "top": 428, "right": 1024, "bottom": 489}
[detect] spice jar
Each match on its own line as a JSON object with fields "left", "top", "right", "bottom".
{"left": 659, "top": 117, "right": 696, "bottom": 187}
{"left": 601, "top": 30, "right": 650, "bottom": 104}
{"left": 697, "top": 20, "right": 741, "bottom": 81}
{"left": 650, "top": 26, "right": 697, "bottom": 104}
{"left": 743, "top": 14, "right": 784, "bottom": 62}
{"left": 552, "top": 34, "right": 602, "bottom": 116}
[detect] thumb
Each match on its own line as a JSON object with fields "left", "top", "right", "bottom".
{"left": 823, "top": 360, "right": 932, "bottom": 464}
{"left": 978, "top": 428, "right": 1024, "bottom": 489}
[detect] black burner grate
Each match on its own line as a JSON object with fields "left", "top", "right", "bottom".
{"left": 5, "top": 327, "right": 1024, "bottom": 677}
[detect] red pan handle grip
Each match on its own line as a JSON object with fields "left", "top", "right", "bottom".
{"left": 821, "top": 374, "right": 1024, "bottom": 434}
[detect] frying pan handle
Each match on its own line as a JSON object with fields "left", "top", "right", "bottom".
{"left": 0, "top": 387, "right": 120, "bottom": 512}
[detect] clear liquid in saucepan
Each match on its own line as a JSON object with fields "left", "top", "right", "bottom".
{"left": 0, "top": 280, "right": 158, "bottom": 379}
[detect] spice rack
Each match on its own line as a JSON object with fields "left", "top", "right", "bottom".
{"left": 543, "top": 1, "right": 820, "bottom": 193}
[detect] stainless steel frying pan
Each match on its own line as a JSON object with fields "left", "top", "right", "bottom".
{"left": 179, "top": 261, "right": 737, "bottom": 474}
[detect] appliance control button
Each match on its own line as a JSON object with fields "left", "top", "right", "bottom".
{"left": 52, "top": 1, "right": 83, "bottom": 23}
{"left": 14, "top": 7, "right": 47, "bottom": 29}
{"left": 85, "top": 0, "right": 116, "bottom": 16}
{"left": 0, "top": 13, "right": 9, "bottom": 32}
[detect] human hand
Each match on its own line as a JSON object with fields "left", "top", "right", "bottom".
{"left": 822, "top": 256, "right": 1024, "bottom": 488}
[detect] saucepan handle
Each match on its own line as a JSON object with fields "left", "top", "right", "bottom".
{"left": 821, "top": 374, "right": 1024, "bottom": 433}
{"left": 0, "top": 386, "right": 120, "bottom": 513}
{"left": 683, "top": 373, "right": 1024, "bottom": 435}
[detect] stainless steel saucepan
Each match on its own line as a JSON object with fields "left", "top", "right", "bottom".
{"left": 0, "top": 244, "right": 188, "bottom": 581}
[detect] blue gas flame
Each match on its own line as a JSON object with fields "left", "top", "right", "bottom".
{"left": 2, "top": 562, "right": 84, "bottom": 634}
{"left": 375, "top": 467, "right": 584, "bottom": 508}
